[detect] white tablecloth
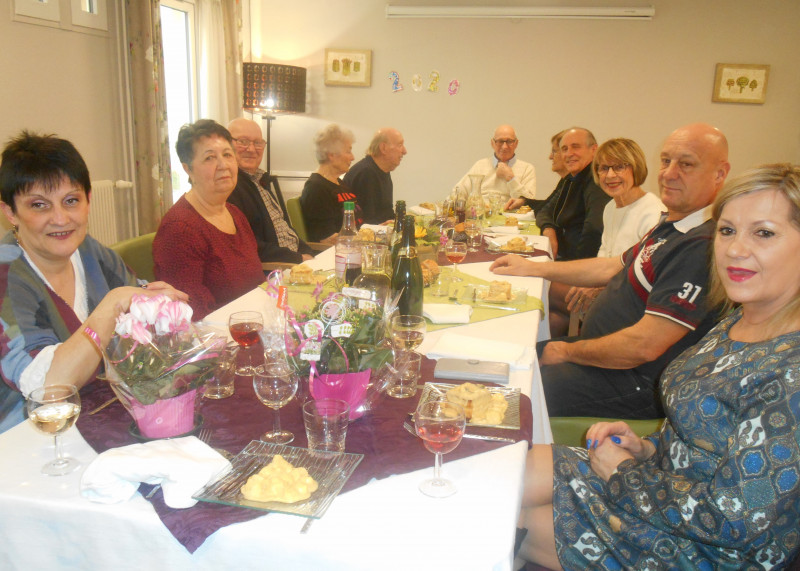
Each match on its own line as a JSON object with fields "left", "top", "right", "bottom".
{"left": 0, "top": 246, "right": 552, "bottom": 571}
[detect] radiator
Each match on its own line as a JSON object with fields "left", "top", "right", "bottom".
{"left": 88, "top": 180, "right": 139, "bottom": 246}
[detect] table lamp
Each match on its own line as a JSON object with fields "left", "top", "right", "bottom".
{"left": 242, "top": 62, "right": 307, "bottom": 177}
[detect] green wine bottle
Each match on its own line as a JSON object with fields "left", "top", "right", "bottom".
{"left": 391, "top": 214, "right": 423, "bottom": 316}
{"left": 390, "top": 201, "right": 407, "bottom": 267}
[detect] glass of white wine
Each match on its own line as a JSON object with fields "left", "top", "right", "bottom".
{"left": 390, "top": 315, "right": 426, "bottom": 353}
{"left": 26, "top": 384, "right": 82, "bottom": 476}
{"left": 253, "top": 362, "right": 299, "bottom": 444}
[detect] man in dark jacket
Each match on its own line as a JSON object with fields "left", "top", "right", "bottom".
{"left": 535, "top": 127, "right": 611, "bottom": 261}
{"left": 227, "top": 118, "right": 315, "bottom": 263}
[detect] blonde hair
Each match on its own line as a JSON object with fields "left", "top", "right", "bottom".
{"left": 709, "top": 163, "right": 800, "bottom": 327}
{"left": 592, "top": 138, "right": 648, "bottom": 187}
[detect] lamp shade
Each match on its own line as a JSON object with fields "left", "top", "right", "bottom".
{"left": 243, "top": 62, "right": 306, "bottom": 113}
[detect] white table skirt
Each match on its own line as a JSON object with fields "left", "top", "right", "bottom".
{"left": 0, "top": 245, "right": 552, "bottom": 570}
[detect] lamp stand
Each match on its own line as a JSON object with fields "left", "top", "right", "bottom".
{"left": 262, "top": 113, "right": 275, "bottom": 178}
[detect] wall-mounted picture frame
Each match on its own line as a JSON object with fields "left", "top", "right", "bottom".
{"left": 712, "top": 63, "right": 769, "bottom": 104}
{"left": 324, "top": 49, "right": 372, "bottom": 87}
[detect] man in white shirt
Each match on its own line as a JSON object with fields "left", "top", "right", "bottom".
{"left": 453, "top": 124, "right": 537, "bottom": 202}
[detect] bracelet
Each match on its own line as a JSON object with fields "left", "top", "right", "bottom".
{"left": 82, "top": 326, "right": 103, "bottom": 353}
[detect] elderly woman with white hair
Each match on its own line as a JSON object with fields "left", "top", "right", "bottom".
{"left": 299, "top": 124, "right": 360, "bottom": 243}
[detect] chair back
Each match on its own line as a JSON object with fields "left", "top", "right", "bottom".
{"left": 286, "top": 197, "right": 310, "bottom": 242}
{"left": 110, "top": 232, "right": 156, "bottom": 282}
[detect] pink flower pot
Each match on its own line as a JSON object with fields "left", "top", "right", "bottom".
{"left": 128, "top": 389, "right": 199, "bottom": 438}
{"left": 310, "top": 369, "right": 372, "bottom": 421}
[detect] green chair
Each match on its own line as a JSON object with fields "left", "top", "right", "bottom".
{"left": 110, "top": 232, "right": 156, "bottom": 282}
{"left": 286, "top": 196, "right": 329, "bottom": 252}
{"left": 549, "top": 416, "right": 664, "bottom": 447}
{"left": 286, "top": 197, "right": 310, "bottom": 242}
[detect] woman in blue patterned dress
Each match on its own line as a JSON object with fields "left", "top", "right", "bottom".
{"left": 518, "top": 163, "right": 800, "bottom": 570}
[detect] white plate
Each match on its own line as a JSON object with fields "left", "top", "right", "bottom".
{"left": 419, "top": 382, "right": 521, "bottom": 430}
{"left": 193, "top": 441, "right": 363, "bottom": 518}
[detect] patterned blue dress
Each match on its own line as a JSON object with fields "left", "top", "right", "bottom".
{"left": 552, "top": 308, "right": 800, "bottom": 570}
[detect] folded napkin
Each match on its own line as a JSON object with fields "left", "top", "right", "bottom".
{"left": 485, "top": 226, "right": 520, "bottom": 235}
{"left": 408, "top": 205, "right": 434, "bottom": 216}
{"left": 80, "top": 436, "right": 231, "bottom": 509}
{"left": 423, "top": 303, "right": 472, "bottom": 324}
{"left": 426, "top": 333, "right": 534, "bottom": 371}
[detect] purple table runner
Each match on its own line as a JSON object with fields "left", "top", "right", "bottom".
{"left": 77, "top": 359, "right": 533, "bottom": 553}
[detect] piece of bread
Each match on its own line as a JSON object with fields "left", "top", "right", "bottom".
{"left": 504, "top": 216, "right": 518, "bottom": 227}
{"left": 290, "top": 264, "right": 314, "bottom": 284}
{"left": 501, "top": 237, "right": 531, "bottom": 252}
{"left": 421, "top": 259, "right": 440, "bottom": 278}
{"left": 419, "top": 202, "right": 436, "bottom": 211}
{"left": 445, "top": 382, "right": 508, "bottom": 424}
{"left": 517, "top": 205, "right": 532, "bottom": 214}
{"left": 478, "top": 280, "right": 513, "bottom": 302}
{"left": 357, "top": 227, "right": 375, "bottom": 242}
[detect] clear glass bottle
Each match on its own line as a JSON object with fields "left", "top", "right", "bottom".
{"left": 453, "top": 185, "right": 468, "bottom": 224}
{"left": 352, "top": 243, "right": 391, "bottom": 310}
{"left": 467, "top": 174, "right": 485, "bottom": 220}
{"left": 335, "top": 201, "right": 361, "bottom": 285}
{"left": 391, "top": 215, "right": 423, "bottom": 316}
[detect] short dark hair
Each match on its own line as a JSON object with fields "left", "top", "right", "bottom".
{"left": 175, "top": 119, "right": 233, "bottom": 165}
{"left": 0, "top": 130, "right": 91, "bottom": 212}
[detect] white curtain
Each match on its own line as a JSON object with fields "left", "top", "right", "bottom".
{"left": 197, "top": 0, "right": 241, "bottom": 123}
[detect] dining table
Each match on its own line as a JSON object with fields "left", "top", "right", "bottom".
{"left": 0, "top": 233, "right": 553, "bottom": 571}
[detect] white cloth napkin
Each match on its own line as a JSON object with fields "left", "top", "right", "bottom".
{"left": 426, "top": 333, "right": 534, "bottom": 371}
{"left": 80, "top": 436, "right": 231, "bottom": 509}
{"left": 408, "top": 205, "right": 434, "bottom": 216}
{"left": 485, "top": 226, "right": 520, "bottom": 235}
{"left": 423, "top": 303, "right": 472, "bottom": 324}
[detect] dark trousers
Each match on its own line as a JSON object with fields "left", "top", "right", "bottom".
{"left": 537, "top": 338, "right": 664, "bottom": 419}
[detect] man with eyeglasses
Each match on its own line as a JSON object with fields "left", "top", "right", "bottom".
{"left": 491, "top": 123, "right": 730, "bottom": 420}
{"left": 227, "top": 118, "right": 315, "bottom": 263}
{"left": 534, "top": 127, "right": 611, "bottom": 261}
{"left": 453, "top": 125, "right": 537, "bottom": 203}
{"left": 342, "top": 127, "right": 407, "bottom": 224}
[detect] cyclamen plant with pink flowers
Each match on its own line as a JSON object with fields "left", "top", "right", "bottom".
{"left": 104, "top": 294, "right": 223, "bottom": 405}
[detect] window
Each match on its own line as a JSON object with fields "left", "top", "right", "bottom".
{"left": 160, "top": 0, "right": 198, "bottom": 205}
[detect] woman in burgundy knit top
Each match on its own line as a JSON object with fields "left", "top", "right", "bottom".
{"left": 153, "top": 120, "right": 264, "bottom": 319}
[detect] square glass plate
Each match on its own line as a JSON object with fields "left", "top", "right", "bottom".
{"left": 501, "top": 210, "right": 535, "bottom": 221}
{"left": 193, "top": 441, "right": 363, "bottom": 519}
{"left": 485, "top": 235, "right": 537, "bottom": 254}
{"left": 281, "top": 268, "right": 336, "bottom": 287}
{"left": 472, "top": 284, "right": 527, "bottom": 306}
{"left": 419, "top": 382, "right": 521, "bottom": 430}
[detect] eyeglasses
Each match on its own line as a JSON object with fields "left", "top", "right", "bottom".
{"left": 233, "top": 138, "right": 267, "bottom": 150}
{"left": 597, "top": 163, "right": 630, "bottom": 175}
{"left": 493, "top": 138, "right": 518, "bottom": 146}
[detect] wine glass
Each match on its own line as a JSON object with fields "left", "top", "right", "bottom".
{"left": 253, "top": 362, "right": 298, "bottom": 444}
{"left": 390, "top": 315, "right": 426, "bottom": 353}
{"left": 414, "top": 400, "right": 466, "bottom": 498}
{"left": 464, "top": 220, "right": 483, "bottom": 252}
{"left": 445, "top": 240, "right": 467, "bottom": 282}
{"left": 26, "top": 384, "right": 82, "bottom": 476}
{"left": 229, "top": 311, "right": 264, "bottom": 375}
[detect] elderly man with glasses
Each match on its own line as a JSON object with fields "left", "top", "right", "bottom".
{"left": 453, "top": 124, "right": 537, "bottom": 203}
{"left": 226, "top": 117, "right": 315, "bottom": 264}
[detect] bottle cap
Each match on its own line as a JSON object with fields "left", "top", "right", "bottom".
{"left": 343, "top": 201, "right": 354, "bottom": 211}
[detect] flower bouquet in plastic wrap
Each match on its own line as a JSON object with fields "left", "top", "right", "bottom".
{"left": 104, "top": 294, "right": 225, "bottom": 438}
{"left": 282, "top": 283, "right": 396, "bottom": 421}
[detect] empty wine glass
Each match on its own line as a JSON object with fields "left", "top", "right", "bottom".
{"left": 229, "top": 310, "right": 264, "bottom": 375}
{"left": 253, "top": 362, "right": 298, "bottom": 444}
{"left": 414, "top": 400, "right": 466, "bottom": 498}
{"left": 26, "top": 384, "right": 82, "bottom": 476}
{"left": 445, "top": 240, "right": 467, "bottom": 282}
{"left": 390, "top": 315, "right": 427, "bottom": 353}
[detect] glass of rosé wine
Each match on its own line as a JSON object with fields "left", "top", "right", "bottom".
{"left": 414, "top": 400, "right": 466, "bottom": 497}
{"left": 228, "top": 311, "right": 264, "bottom": 375}
{"left": 26, "top": 384, "right": 82, "bottom": 476}
{"left": 444, "top": 240, "right": 467, "bottom": 282}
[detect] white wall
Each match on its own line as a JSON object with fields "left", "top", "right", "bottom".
{"left": 252, "top": 0, "right": 800, "bottom": 205}
{"left": 0, "top": 0, "right": 126, "bottom": 184}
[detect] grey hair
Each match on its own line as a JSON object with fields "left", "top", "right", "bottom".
{"left": 314, "top": 124, "right": 355, "bottom": 164}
